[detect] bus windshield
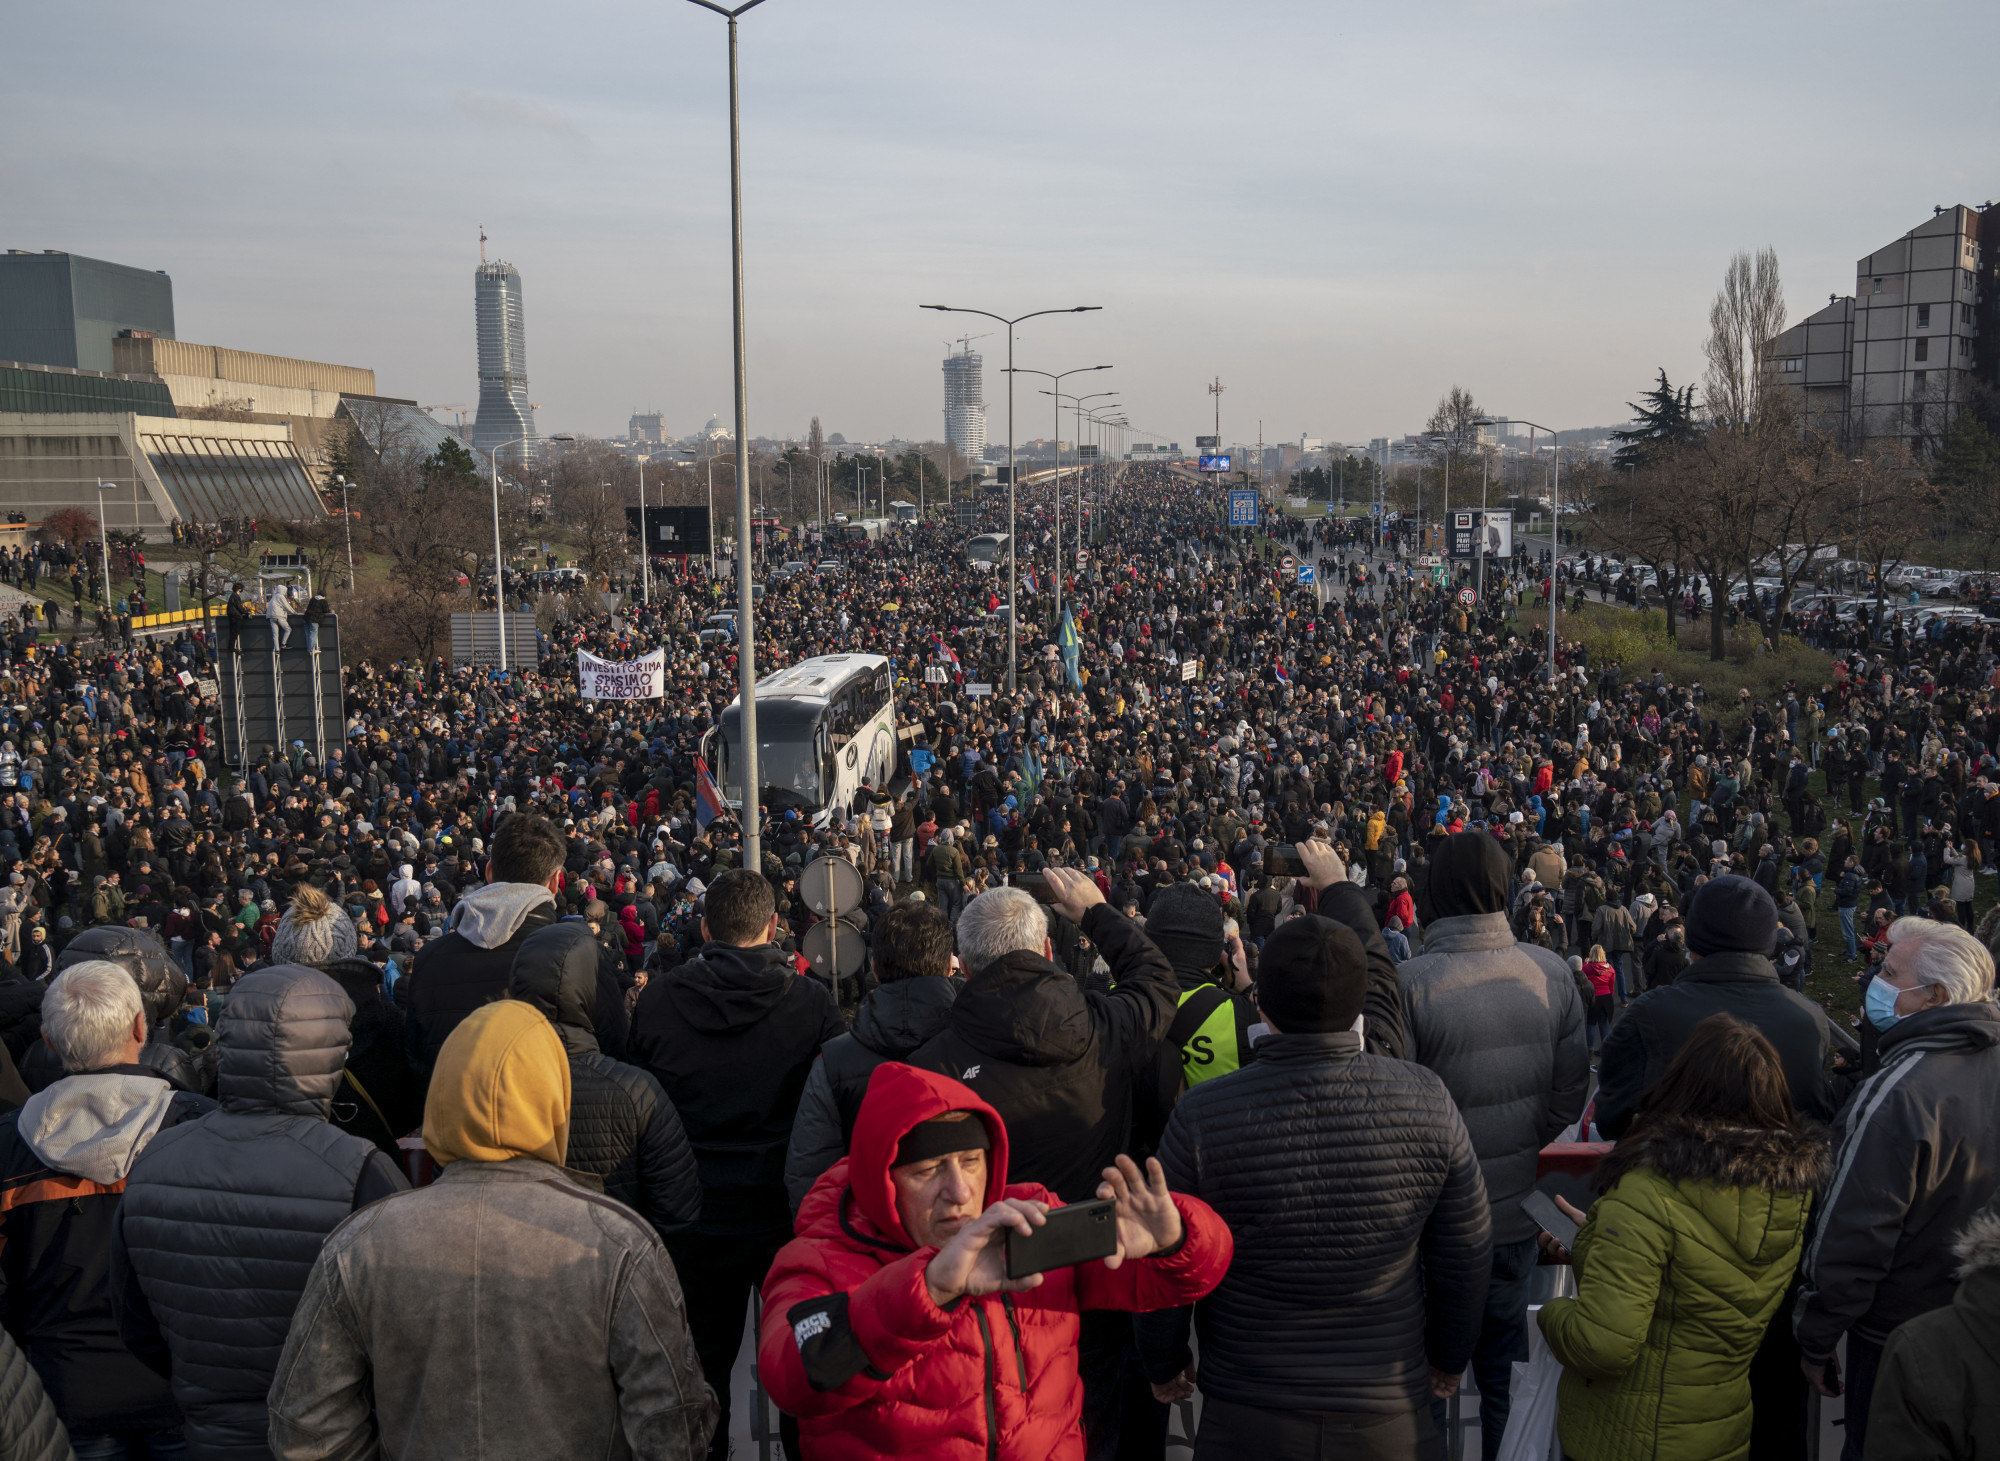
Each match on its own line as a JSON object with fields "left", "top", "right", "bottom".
{"left": 715, "top": 732, "right": 824, "bottom": 812}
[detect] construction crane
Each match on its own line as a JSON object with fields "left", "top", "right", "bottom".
{"left": 947, "top": 332, "right": 992, "bottom": 356}
{"left": 423, "top": 405, "right": 471, "bottom": 436}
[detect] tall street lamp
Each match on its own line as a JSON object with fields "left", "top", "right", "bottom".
{"left": 332, "top": 473, "right": 355, "bottom": 594}
{"left": 685, "top": 0, "right": 769, "bottom": 870}
{"left": 922, "top": 303, "right": 1101, "bottom": 692}
{"left": 1479, "top": 416, "right": 1560, "bottom": 682}
{"left": 1053, "top": 390, "right": 1118, "bottom": 572}
{"left": 1007, "top": 364, "right": 1109, "bottom": 629}
{"left": 93, "top": 479, "right": 114, "bottom": 609}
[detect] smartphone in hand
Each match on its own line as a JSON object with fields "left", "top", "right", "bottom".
{"left": 1521, "top": 1190, "right": 1580, "bottom": 1251}
{"left": 1006, "top": 1198, "right": 1118, "bottom": 1279}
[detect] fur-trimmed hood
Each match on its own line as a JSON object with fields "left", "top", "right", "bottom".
{"left": 1955, "top": 1201, "right": 2000, "bottom": 1277}
{"left": 1610, "top": 1117, "right": 1830, "bottom": 1194}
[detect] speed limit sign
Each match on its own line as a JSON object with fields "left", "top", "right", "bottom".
{"left": 1457, "top": 587, "right": 1477, "bottom": 608}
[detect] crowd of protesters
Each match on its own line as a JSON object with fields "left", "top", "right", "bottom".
{"left": 0, "top": 461, "right": 1992, "bottom": 1459}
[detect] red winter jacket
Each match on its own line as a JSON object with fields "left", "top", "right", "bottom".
{"left": 758, "top": 1063, "right": 1232, "bottom": 1461}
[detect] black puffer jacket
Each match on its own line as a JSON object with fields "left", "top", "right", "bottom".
{"left": 110, "top": 965, "right": 407, "bottom": 1461}
{"left": 783, "top": 975, "right": 959, "bottom": 1210}
{"left": 908, "top": 904, "right": 1177, "bottom": 1203}
{"left": 0, "top": 1326, "right": 69, "bottom": 1461}
{"left": 1595, "top": 950, "right": 1837, "bottom": 1139}
{"left": 508, "top": 924, "right": 700, "bottom": 1242}
{"left": 1137, "top": 1031, "right": 1492, "bottom": 1414}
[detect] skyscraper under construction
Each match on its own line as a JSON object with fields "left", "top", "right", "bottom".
{"left": 942, "top": 342, "right": 985, "bottom": 461}
{"left": 472, "top": 232, "right": 536, "bottom": 464}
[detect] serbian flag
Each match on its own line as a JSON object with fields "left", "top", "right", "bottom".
{"left": 934, "top": 637, "right": 960, "bottom": 668}
{"left": 694, "top": 756, "right": 729, "bottom": 829}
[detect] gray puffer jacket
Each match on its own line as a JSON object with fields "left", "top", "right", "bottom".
{"left": 0, "top": 1327, "right": 70, "bottom": 1461}
{"left": 111, "top": 965, "right": 407, "bottom": 1461}
{"left": 1397, "top": 910, "right": 1590, "bottom": 1244}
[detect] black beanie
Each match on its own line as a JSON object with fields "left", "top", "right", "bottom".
{"left": 1255, "top": 915, "right": 1367, "bottom": 1033}
{"left": 1683, "top": 874, "right": 1778, "bottom": 957}
{"left": 1146, "top": 881, "right": 1226, "bottom": 975}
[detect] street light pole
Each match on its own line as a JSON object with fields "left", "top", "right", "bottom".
{"left": 93, "top": 479, "right": 113, "bottom": 609}
{"left": 1479, "top": 416, "right": 1560, "bottom": 682}
{"left": 1008, "top": 365, "right": 1110, "bottom": 632}
{"left": 1054, "top": 390, "right": 1117, "bottom": 582}
{"left": 334, "top": 474, "right": 355, "bottom": 595}
{"left": 488, "top": 437, "right": 526, "bottom": 672}
{"left": 923, "top": 303, "right": 1101, "bottom": 693}
{"left": 686, "top": 0, "right": 769, "bottom": 871}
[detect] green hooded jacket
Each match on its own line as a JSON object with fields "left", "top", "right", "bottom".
{"left": 1538, "top": 1118, "right": 1827, "bottom": 1461}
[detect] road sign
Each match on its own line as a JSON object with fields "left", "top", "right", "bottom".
{"left": 1280, "top": 554, "right": 1297, "bottom": 574}
{"left": 1298, "top": 564, "right": 1316, "bottom": 587}
{"left": 1458, "top": 587, "right": 1477, "bottom": 608}
{"left": 1227, "top": 489, "right": 1259, "bottom": 526}
{"left": 1195, "top": 435, "right": 1219, "bottom": 451}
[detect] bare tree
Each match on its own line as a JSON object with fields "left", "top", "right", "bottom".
{"left": 1704, "top": 248, "right": 1787, "bottom": 430}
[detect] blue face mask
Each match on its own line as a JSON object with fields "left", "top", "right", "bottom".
{"left": 1865, "top": 975, "right": 1907, "bottom": 1032}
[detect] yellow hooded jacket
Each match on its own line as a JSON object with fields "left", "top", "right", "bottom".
{"left": 423, "top": 999, "right": 571, "bottom": 1167}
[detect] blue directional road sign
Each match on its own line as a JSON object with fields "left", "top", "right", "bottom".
{"left": 1227, "top": 489, "right": 1259, "bottom": 526}
{"left": 1298, "top": 563, "right": 1315, "bottom": 586}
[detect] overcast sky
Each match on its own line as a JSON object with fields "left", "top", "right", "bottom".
{"left": 10, "top": 1, "right": 1999, "bottom": 449}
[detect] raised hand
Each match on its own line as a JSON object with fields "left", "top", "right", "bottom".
{"left": 1096, "top": 1155, "right": 1183, "bottom": 1269}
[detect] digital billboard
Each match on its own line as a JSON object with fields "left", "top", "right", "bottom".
{"left": 1199, "top": 454, "right": 1232, "bottom": 473}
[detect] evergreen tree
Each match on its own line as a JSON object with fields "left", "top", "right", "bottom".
{"left": 1612, "top": 369, "right": 1700, "bottom": 472}
{"left": 423, "top": 438, "right": 481, "bottom": 489}
{"left": 1933, "top": 408, "right": 1999, "bottom": 489}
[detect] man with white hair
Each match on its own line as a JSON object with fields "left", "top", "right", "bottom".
{"left": 908, "top": 867, "right": 1179, "bottom": 1458}
{"left": 1797, "top": 917, "right": 2000, "bottom": 1461}
{"left": 0, "top": 962, "right": 215, "bottom": 1454}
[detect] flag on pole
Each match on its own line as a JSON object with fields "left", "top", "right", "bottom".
{"left": 694, "top": 756, "right": 729, "bottom": 829}
{"left": 1059, "top": 609, "right": 1081, "bottom": 689}
{"left": 1018, "top": 746, "right": 1043, "bottom": 805}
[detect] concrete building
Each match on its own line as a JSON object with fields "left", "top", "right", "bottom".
{"left": 1771, "top": 203, "right": 1996, "bottom": 448}
{"left": 943, "top": 346, "right": 986, "bottom": 461}
{"left": 629, "top": 411, "right": 666, "bottom": 444}
{"left": 0, "top": 412, "right": 322, "bottom": 535}
{"left": 0, "top": 249, "right": 175, "bottom": 374}
{"left": 109, "top": 335, "right": 374, "bottom": 480}
{"left": 473, "top": 258, "right": 536, "bottom": 465}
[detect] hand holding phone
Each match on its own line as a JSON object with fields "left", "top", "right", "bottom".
{"left": 1522, "top": 1190, "right": 1585, "bottom": 1263}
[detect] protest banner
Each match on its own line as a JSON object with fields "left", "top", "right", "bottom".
{"left": 578, "top": 647, "right": 666, "bottom": 699}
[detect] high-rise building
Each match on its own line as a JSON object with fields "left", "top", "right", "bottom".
{"left": 473, "top": 250, "right": 535, "bottom": 465}
{"left": 1771, "top": 202, "right": 1997, "bottom": 449}
{"left": 0, "top": 249, "right": 175, "bottom": 374}
{"left": 942, "top": 345, "right": 985, "bottom": 461}
{"left": 629, "top": 411, "right": 666, "bottom": 444}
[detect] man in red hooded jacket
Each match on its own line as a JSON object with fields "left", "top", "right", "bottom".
{"left": 759, "top": 1062, "right": 1232, "bottom": 1461}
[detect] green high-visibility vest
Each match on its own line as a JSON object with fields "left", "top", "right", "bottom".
{"left": 1174, "top": 985, "right": 1241, "bottom": 1086}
